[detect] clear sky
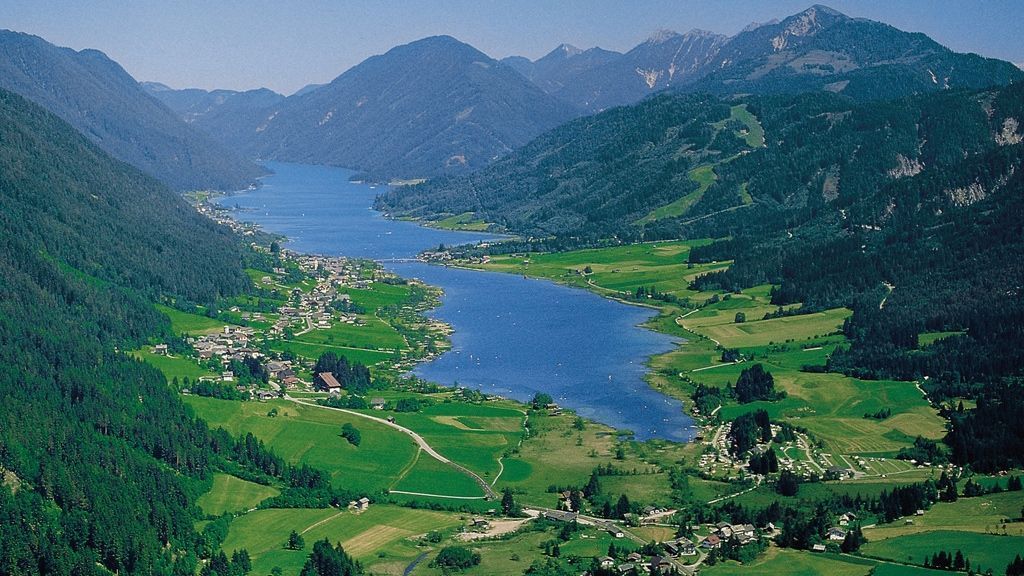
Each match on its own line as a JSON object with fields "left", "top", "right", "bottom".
{"left": 4, "top": 0, "right": 1022, "bottom": 95}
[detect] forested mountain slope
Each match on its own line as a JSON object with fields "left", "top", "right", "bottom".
{"left": 0, "top": 87, "right": 264, "bottom": 574}
{"left": 207, "top": 35, "right": 580, "bottom": 180}
{"left": 141, "top": 82, "right": 286, "bottom": 158}
{"left": 380, "top": 83, "right": 1024, "bottom": 457}
{"left": 0, "top": 30, "right": 264, "bottom": 191}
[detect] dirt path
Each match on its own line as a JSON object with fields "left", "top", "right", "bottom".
{"left": 287, "top": 396, "right": 497, "bottom": 499}
{"left": 301, "top": 509, "right": 346, "bottom": 535}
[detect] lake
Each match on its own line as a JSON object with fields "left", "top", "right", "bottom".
{"left": 219, "top": 162, "right": 695, "bottom": 441}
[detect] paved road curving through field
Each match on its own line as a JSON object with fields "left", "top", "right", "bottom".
{"left": 286, "top": 396, "right": 497, "bottom": 499}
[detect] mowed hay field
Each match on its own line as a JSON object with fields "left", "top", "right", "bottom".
{"left": 369, "top": 402, "right": 525, "bottom": 480}
{"left": 221, "top": 505, "right": 461, "bottom": 576}
{"left": 701, "top": 547, "right": 877, "bottom": 576}
{"left": 197, "top": 473, "right": 279, "bottom": 516}
{"left": 864, "top": 491, "right": 1024, "bottom": 539}
{"left": 185, "top": 397, "right": 422, "bottom": 492}
{"left": 682, "top": 307, "right": 852, "bottom": 348}
{"left": 475, "top": 240, "right": 725, "bottom": 298}
{"left": 862, "top": 531, "right": 1024, "bottom": 574}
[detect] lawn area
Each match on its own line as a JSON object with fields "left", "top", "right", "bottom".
{"left": 344, "top": 282, "right": 412, "bottom": 311}
{"left": 131, "top": 347, "right": 217, "bottom": 381}
{"left": 184, "top": 397, "right": 423, "bottom": 493}
{"left": 637, "top": 164, "right": 718, "bottom": 223}
{"left": 156, "top": 303, "right": 230, "bottom": 335}
{"left": 864, "top": 491, "right": 1024, "bottom": 539}
{"left": 429, "top": 212, "right": 491, "bottom": 231}
{"left": 390, "top": 454, "right": 484, "bottom": 497}
{"left": 682, "top": 307, "right": 851, "bottom": 349}
{"left": 221, "top": 505, "right": 461, "bottom": 576}
{"left": 728, "top": 104, "right": 766, "bottom": 148}
{"left": 474, "top": 239, "right": 723, "bottom": 299}
{"left": 269, "top": 339, "right": 396, "bottom": 366}
{"left": 702, "top": 547, "right": 876, "bottom": 576}
{"left": 861, "top": 530, "right": 1024, "bottom": 574}
{"left": 197, "top": 473, "right": 279, "bottom": 516}
{"left": 365, "top": 402, "right": 525, "bottom": 480}
{"left": 290, "top": 315, "right": 407, "bottom": 351}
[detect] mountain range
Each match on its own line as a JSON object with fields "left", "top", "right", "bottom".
{"left": 142, "top": 5, "right": 1021, "bottom": 181}
{"left": 0, "top": 30, "right": 263, "bottom": 191}
{"left": 148, "top": 36, "right": 580, "bottom": 180}
{"left": 504, "top": 5, "right": 1022, "bottom": 111}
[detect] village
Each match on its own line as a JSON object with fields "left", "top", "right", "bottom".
{"left": 152, "top": 200, "right": 451, "bottom": 400}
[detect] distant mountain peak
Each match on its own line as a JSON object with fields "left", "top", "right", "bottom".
{"left": 781, "top": 4, "right": 849, "bottom": 36}
{"left": 645, "top": 29, "right": 681, "bottom": 44}
{"left": 556, "top": 43, "right": 581, "bottom": 56}
{"left": 741, "top": 18, "right": 779, "bottom": 33}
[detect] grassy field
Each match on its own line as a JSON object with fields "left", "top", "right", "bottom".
{"left": 185, "top": 397, "right": 423, "bottom": 493}
{"left": 472, "top": 239, "right": 723, "bottom": 299}
{"left": 289, "top": 315, "right": 407, "bottom": 351}
{"left": 390, "top": 454, "right": 484, "bottom": 497}
{"left": 638, "top": 164, "right": 718, "bottom": 223}
{"left": 864, "top": 491, "right": 1024, "bottom": 539}
{"left": 131, "top": 347, "right": 217, "bottom": 381}
{"left": 429, "top": 212, "right": 491, "bottom": 231}
{"left": 221, "top": 505, "right": 461, "bottom": 576}
{"left": 156, "top": 303, "right": 229, "bottom": 335}
{"left": 862, "top": 530, "right": 1024, "bottom": 574}
{"left": 367, "top": 402, "right": 525, "bottom": 480}
{"left": 269, "top": 340, "right": 396, "bottom": 366}
{"left": 728, "top": 104, "right": 766, "bottom": 148}
{"left": 197, "top": 474, "right": 280, "bottom": 516}
{"left": 702, "top": 547, "right": 876, "bottom": 576}
{"left": 681, "top": 307, "right": 851, "bottom": 349}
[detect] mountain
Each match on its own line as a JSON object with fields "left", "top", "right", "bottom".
{"left": 380, "top": 82, "right": 1024, "bottom": 444}
{"left": 225, "top": 35, "right": 581, "bottom": 179}
{"left": 687, "top": 5, "right": 1024, "bottom": 101}
{"left": 506, "top": 30, "right": 726, "bottom": 112}
{"left": 0, "top": 30, "right": 264, "bottom": 191}
{"left": 142, "top": 81, "right": 286, "bottom": 157}
{"left": 0, "top": 85, "right": 249, "bottom": 572}
{"left": 501, "top": 44, "right": 622, "bottom": 96}
{"left": 508, "top": 5, "right": 1022, "bottom": 110}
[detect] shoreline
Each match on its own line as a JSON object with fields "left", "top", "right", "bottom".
{"left": 201, "top": 174, "right": 698, "bottom": 444}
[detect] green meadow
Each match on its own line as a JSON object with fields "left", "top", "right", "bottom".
{"left": 197, "top": 473, "right": 280, "bottom": 516}
{"left": 156, "top": 303, "right": 230, "bottom": 335}
{"left": 220, "top": 505, "right": 461, "bottom": 576}
{"left": 862, "top": 531, "right": 1024, "bottom": 574}
{"left": 131, "top": 347, "right": 217, "bottom": 381}
{"left": 184, "top": 397, "right": 423, "bottom": 493}
{"left": 702, "top": 547, "right": 876, "bottom": 576}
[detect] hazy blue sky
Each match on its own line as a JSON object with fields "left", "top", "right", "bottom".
{"left": 5, "top": 0, "right": 1023, "bottom": 94}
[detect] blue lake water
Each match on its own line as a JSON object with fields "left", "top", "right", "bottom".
{"left": 219, "top": 162, "right": 695, "bottom": 441}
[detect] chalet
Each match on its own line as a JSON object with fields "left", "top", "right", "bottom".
{"left": 733, "top": 524, "right": 756, "bottom": 543}
{"left": 386, "top": 415, "right": 396, "bottom": 423}
{"left": 255, "top": 390, "right": 276, "bottom": 401}
{"left": 541, "top": 510, "right": 578, "bottom": 523}
{"left": 616, "top": 563, "right": 636, "bottom": 575}
{"left": 265, "top": 361, "right": 288, "bottom": 378}
{"left": 355, "top": 497, "right": 370, "bottom": 512}
{"left": 599, "top": 557, "right": 616, "bottom": 570}
{"left": 153, "top": 344, "right": 168, "bottom": 355}
{"left": 827, "top": 527, "right": 848, "bottom": 541}
{"left": 812, "top": 544, "right": 827, "bottom": 553}
{"left": 370, "top": 398, "right": 386, "bottom": 410}
{"left": 221, "top": 371, "right": 234, "bottom": 382}
{"left": 664, "top": 537, "right": 696, "bottom": 556}
{"left": 470, "top": 517, "right": 490, "bottom": 530}
{"left": 282, "top": 375, "right": 300, "bottom": 388}
{"left": 700, "top": 534, "right": 721, "bottom": 549}
{"left": 626, "top": 553, "right": 643, "bottom": 563}
{"left": 316, "top": 372, "right": 342, "bottom": 395}
{"left": 648, "top": 557, "right": 673, "bottom": 573}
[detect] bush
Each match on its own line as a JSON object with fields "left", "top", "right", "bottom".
{"left": 431, "top": 546, "right": 481, "bottom": 570}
